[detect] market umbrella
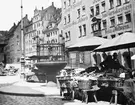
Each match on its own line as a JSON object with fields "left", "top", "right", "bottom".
{"left": 94, "top": 32, "right": 135, "bottom": 68}
{"left": 68, "top": 36, "right": 109, "bottom": 51}
{"left": 94, "top": 32, "right": 135, "bottom": 52}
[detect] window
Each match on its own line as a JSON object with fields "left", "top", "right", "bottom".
{"left": 82, "top": 6, "right": 86, "bottom": 16}
{"left": 68, "top": 14, "right": 70, "bottom": 23}
{"left": 64, "top": 1, "right": 66, "bottom": 9}
{"left": 64, "top": 16, "right": 66, "bottom": 25}
{"left": 65, "top": 32, "right": 68, "bottom": 41}
{"left": 118, "top": 14, "right": 123, "bottom": 24}
{"left": 109, "top": 0, "right": 114, "bottom": 9}
{"left": 90, "top": 7, "right": 94, "bottom": 17}
{"left": 103, "top": 36, "right": 107, "bottom": 39}
{"left": 118, "top": 32, "right": 123, "bottom": 35}
{"left": 82, "top": 24, "right": 86, "bottom": 36}
{"left": 101, "top": 1, "right": 105, "bottom": 12}
{"left": 68, "top": 0, "right": 71, "bottom": 6}
{"left": 117, "top": 0, "right": 121, "bottom": 6}
{"left": 125, "top": 12, "right": 131, "bottom": 23}
{"left": 125, "top": 0, "right": 130, "bottom": 3}
{"left": 68, "top": 31, "right": 71, "bottom": 41}
{"left": 79, "top": 52, "right": 84, "bottom": 64}
{"left": 77, "top": 8, "right": 81, "bottom": 18}
{"left": 79, "top": 26, "right": 82, "bottom": 37}
{"left": 96, "top": 5, "right": 100, "bottom": 15}
{"left": 65, "top": 31, "right": 70, "bottom": 41}
{"left": 110, "top": 17, "right": 115, "bottom": 27}
{"left": 16, "top": 35, "right": 19, "bottom": 39}
{"left": 111, "top": 34, "right": 115, "bottom": 38}
{"left": 102, "top": 20, "right": 107, "bottom": 29}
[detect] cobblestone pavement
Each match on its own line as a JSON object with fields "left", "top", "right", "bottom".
{"left": 0, "top": 94, "right": 69, "bottom": 105}
{"left": 0, "top": 76, "right": 120, "bottom": 105}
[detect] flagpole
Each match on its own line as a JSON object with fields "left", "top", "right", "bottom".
{"left": 20, "top": 0, "right": 25, "bottom": 77}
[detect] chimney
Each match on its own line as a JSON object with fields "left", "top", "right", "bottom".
{"left": 42, "top": 7, "right": 44, "bottom": 10}
{"left": 52, "top": 2, "right": 54, "bottom": 6}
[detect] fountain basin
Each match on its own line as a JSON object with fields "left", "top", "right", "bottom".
{"left": 34, "top": 61, "right": 67, "bottom": 83}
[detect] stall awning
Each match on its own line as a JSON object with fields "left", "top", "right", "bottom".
{"left": 67, "top": 36, "right": 108, "bottom": 51}
{"left": 94, "top": 32, "right": 135, "bottom": 52}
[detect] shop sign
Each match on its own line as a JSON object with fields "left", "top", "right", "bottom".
{"left": 63, "top": 16, "right": 88, "bottom": 29}
{"left": 102, "top": 4, "right": 132, "bottom": 18}
{"left": 105, "top": 23, "right": 131, "bottom": 34}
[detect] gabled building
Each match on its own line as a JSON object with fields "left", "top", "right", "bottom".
{"left": 4, "top": 15, "right": 29, "bottom": 64}
{"left": 25, "top": 2, "right": 63, "bottom": 61}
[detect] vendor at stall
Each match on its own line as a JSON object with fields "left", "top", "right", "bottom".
{"left": 100, "top": 54, "right": 113, "bottom": 71}
{"left": 112, "top": 52, "right": 125, "bottom": 70}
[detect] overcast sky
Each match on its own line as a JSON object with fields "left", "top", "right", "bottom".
{"left": 0, "top": 0, "right": 61, "bottom": 31}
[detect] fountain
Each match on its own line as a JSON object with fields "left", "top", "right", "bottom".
{"left": 35, "top": 61, "right": 67, "bottom": 83}
{"left": 31, "top": 43, "right": 67, "bottom": 85}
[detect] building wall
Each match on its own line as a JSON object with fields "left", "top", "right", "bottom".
{"left": 24, "top": 2, "right": 62, "bottom": 61}
{"left": 61, "top": 0, "right": 92, "bottom": 47}
{"left": 89, "top": 0, "right": 135, "bottom": 69}
{"left": 61, "top": 0, "right": 135, "bottom": 69}
{"left": 61, "top": 0, "right": 95, "bottom": 68}
{"left": 5, "top": 15, "right": 29, "bottom": 64}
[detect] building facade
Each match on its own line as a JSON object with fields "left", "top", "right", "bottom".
{"left": 61, "top": 0, "right": 96, "bottom": 68}
{"left": 4, "top": 15, "right": 29, "bottom": 64}
{"left": 61, "top": 0, "right": 135, "bottom": 68}
{"left": 24, "top": 2, "right": 63, "bottom": 62}
{"left": 89, "top": 0, "right": 135, "bottom": 68}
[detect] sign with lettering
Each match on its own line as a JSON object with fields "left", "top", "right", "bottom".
{"left": 102, "top": 4, "right": 132, "bottom": 18}
{"left": 105, "top": 23, "right": 131, "bottom": 34}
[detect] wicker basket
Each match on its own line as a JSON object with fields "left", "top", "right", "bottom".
{"left": 78, "top": 79, "right": 92, "bottom": 90}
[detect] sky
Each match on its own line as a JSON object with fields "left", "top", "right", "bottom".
{"left": 0, "top": 0, "right": 61, "bottom": 31}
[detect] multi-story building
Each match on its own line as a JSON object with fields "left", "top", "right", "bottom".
{"left": 61, "top": 0, "right": 94, "bottom": 68}
{"left": 42, "top": 7, "right": 63, "bottom": 60}
{"left": 61, "top": 0, "right": 135, "bottom": 68}
{"left": 24, "top": 20, "right": 36, "bottom": 57}
{"left": 90, "top": 0, "right": 133, "bottom": 38}
{"left": 0, "top": 31, "right": 8, "bottom": 64}
{"left": 4, "top": 15, "right": 29, "bottom": 64}
{"left": 89, "top": 0, "right": 135, "bottom": 69}
{"left": 25, "top": 2, "right": 63, "bottom": 62}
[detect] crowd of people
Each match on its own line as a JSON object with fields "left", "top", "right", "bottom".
{"left": 100, "top": 52, "right": 125, "bottom": 71}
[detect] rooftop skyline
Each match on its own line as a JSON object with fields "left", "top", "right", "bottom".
{"left": 0, "top": 0, "right": 61, "bottom": 31}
